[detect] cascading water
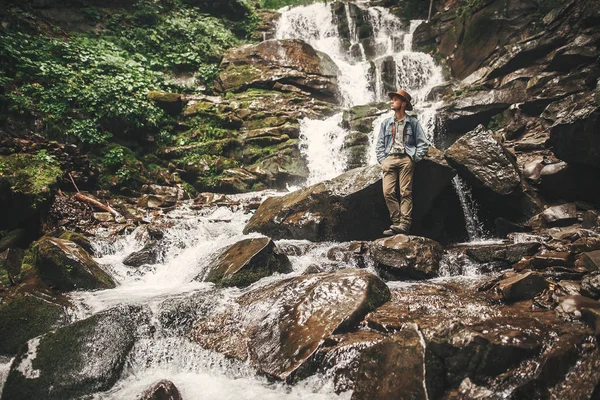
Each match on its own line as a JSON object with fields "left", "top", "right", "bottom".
{"left": 451, "top": 175, "right": 487, "bottom": 242}
{"left": 275, "top": 3, "right": 443, "bottom": 185}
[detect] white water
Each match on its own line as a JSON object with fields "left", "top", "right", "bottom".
{"left": 451, "top": 176, "right": 487, "bottom": 241}
{"left": 275, "top": 3, "right": 443, "bottom": 183}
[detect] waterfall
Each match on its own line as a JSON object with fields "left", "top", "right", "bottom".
{"left": 275, "top": 3, "right": 443, "bottom": 183}
{"left": 452, "top": 176, "right": 487, "bottom": 242}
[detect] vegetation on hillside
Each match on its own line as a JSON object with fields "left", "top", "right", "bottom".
{"left": 0, "top": 0, "right": 258, "bottom": 190}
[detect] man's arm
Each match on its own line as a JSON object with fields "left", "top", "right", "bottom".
{"left": 375, "top": 121, "right": 386, "bottom": 164}
{"left": 413, "top": 119, "right": 429, "bottom": 163}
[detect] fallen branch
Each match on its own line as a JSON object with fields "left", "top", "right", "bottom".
{"left": 74, "top": 192, "right": 121, "bottom": 218}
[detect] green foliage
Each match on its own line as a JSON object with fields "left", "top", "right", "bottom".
{"left": 258, "top": 0, "right": 317, "bottom": 10}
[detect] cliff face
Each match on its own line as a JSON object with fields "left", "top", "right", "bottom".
{"left": 411, "top": 0, "right": 599, "bottom": 233}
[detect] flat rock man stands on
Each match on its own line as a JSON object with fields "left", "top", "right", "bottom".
{"left": 376, "top": 89, "right": 429, "bottom": 236}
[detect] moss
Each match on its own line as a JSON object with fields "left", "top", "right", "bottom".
{"left": 147, "top": 91, "right": 181, "bottom": 103}
{"left": 57, "top": 231, "right": 94, "bottom": 255}
{"left": 0, "top": 153, "right": 62, "bottom": 209}
{"left": 0, "top": 229, "right": 26, "bottom": 252}
{"left": 244, "top": 115, "right": 290, "bottom": 130}
{"left": 0, "top": 294, "right": 65, "bottom": 356}
{"left": 219, "top": 64, "right": 263, "bottom": 91}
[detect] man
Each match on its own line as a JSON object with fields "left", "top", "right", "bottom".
{"left": 375, "top": 89, "right": 429, "bottom": 236}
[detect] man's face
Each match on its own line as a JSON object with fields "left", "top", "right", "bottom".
{"left": 390, "top": 95, "right": 405, "bottom": 111}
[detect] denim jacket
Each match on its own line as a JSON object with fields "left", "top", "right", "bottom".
{"left": 375, "top": 115, "right": 429, "bottom": 164}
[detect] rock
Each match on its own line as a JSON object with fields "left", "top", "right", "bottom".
{"left": 123, "top": 242, "right": 160, "bottom": 267}
{"left": 138, "top": 194, "right": 177, "bottom": 209}
{"left": 528, "top": 203, "right": 578, "bottom": 229}
{"left": 531, "top": 251, "right": 573, "bottom": 269}
{"left": 93, "top": 212, "right": 114, "bottom": 222}
{"left": 0, "top": 248, "right": 24, "bottom": 284}
{"left": 351, "top": 327, "right": 428, "bottom": 400}
{"left": 294, "top": 330, "right": 386, "bottom": 393}
{"left": 190, "top": 269, "right": 390, "bottom": 381}
{"left": 427, "top": 317, "right": 545, "bottom": 389}
{"left": 202, "top": 237, "right": 291, "bottom": 287}
{"left": 0, "top": 229, "right": 27, "bottom": 253}
{"left": 0, "top": 153, "right": 62, "bottom": 232}
{"left": 548, "top": 93, "right": 600, "bottom": 169}
{"left": 57, "top": 231, "right": 94, "bottom": 255}
{"left": 139, "top": 380, "right": 182, "bottom": 400}
{"left": 465, "top": 242, "right": 540, "bottom": 264}
{"left": 370, "top": 235, "right": 444, "bottom": 280}
{"left": 582, "top": 210, "right": 599, "bottom": 229}
{"left": 445, "top": 125, "right": 520, "bottom": 196}
{"left": 0, "top": 294, "right": 66, "bottom": 356}
{"left": 578, "top": 250, "right": 600, "bottom": 272}
{"left": 216, "top": 39, "right": 340, "bottom": 102}
{"left": 33, "top": 237, "right": 115, "bottom": 290}
{"left": 581, "top": 272, "right": 600, "bottom": 299}
{"left": 244, "top": 153, "right": 455, "bottom": 242}
{"left": 2, "top": 305, "right": 147, "bottom": 400}
{"left": 147, "top": 91, "right": 184, "bottom": 115}
{"left": 496, "top": 271, "right": 549, "bottom": 302}
{"left": 538, "top": 161, "right": 600, "bottom": 205}
{"left": 556, "top": 295, "right": 600, "bottom": 334}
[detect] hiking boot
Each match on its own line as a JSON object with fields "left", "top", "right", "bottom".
{"left": 383, "top": 229, "right": 395, "bottom": 236}
{"left": 390, "top": 224, "right": 409, "bottom": 234}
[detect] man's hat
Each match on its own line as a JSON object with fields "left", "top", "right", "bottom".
{"left": 387, "top": 89, "right": 413, "bottom": 111}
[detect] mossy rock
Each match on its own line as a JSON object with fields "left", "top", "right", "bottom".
{"left": 2, "top": 305, "right": 146, "bottom": 400}
{"left": 0, "top": 294, "right": 66, "bottom": 356}
{"left": 147, "top": 90, "right": 183, "bottom": 115}
{"left": 33, "top": 237, "right": 115, "bottom": 291}
{"left": 204, "top": 237, "right": 292, "bottom": 287}
{"left": 57, "top": 231, "right": 94, "bottom": 255}
{"left": 0, "top": 229, "right": 27, "bottom": 253}
{"left": 0, "top": 248, "right": 24, "bottom": 284}
{"left": 0, "top": 153, "right": 62, "bottom": 231}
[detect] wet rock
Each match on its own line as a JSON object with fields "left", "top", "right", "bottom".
{"left": 93, "top": 212, "right": 114, "bottom": 222}
{"left": 190, "top": 269, "right": 390, "bottom": 381}
{"left": 216, "top": 39, "right": 340, "bottom": 102}
{"left": 578, "top": 250, "right": 600, "bottom": 273}
{"left": 139, "top": 379, "right": 182, "bottom": 400}
{"left": 445, "top": 125, "right": 520, "bottom": 196}
{"left": 496, "top": 271, "right": 549, "bottom": 302}
{"left": 295, "top": 330, "right": 386, "bottom": 393}
{"left": 123, "top": 242, "right": 160, "bottom": 267}
{"left": 244, "top": 154, "right": 455, "bottom": 242}
{"left": 541, "top": 203, "right": 578, "bottom": 226}
{"left": 427, "top": 317, "right": 545, "bottom": 388}
{"left": 202, "top": 237, "right": 291, "bottom": 287}
{"left": 137, "top": 194, "right": 178, "bottom": 209}
{"left": 57, "top": 231, "right": 94, "bottom": 255}
{"left": 2, "top": 305, "right": 147, "bottom": 400}
{"left": 370, "top": 235, "right": 443, "bottom": 280}
{"left": 581, "top": 272, "right": 600, "bottom": 299}
{"left": 531, "top": 251, "right": 573, "bottom": 269}
{"left": 582, "top": 210, "right": 599, "bottom": 229}
{"left": 351, "top": 327, "right": 428, "bottom": 400}
{"left": 0, "top": 294, "right": 66, "bottom": 356}
{"left": 33, "top": 237, "right": 115, "bottom": 290}
{"left": 556, "top": 295, "right": 600, "bottom": 334}
{"left": 464, "top": 242, "right": 540, "bottom": 265}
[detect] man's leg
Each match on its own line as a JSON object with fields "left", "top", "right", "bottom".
{"left": 382, "top": 155, "right": 402, "bottom": 225}
{"left": 397, "top": 154, "right": 414, "bottom": 229}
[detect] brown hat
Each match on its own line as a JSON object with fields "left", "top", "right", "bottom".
{"left": 387, "top": 89, "right": 413, "bottom": 111}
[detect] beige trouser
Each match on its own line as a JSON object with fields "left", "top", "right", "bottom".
{"left": 381, "top": 153, "right": 414, "bottom": 227}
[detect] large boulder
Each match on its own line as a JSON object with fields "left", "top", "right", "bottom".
{"left": 0, "top": 294, "right": 66, "bottom": 356}
{"left": 33, "top": 237, "right": 115, "bottom": 290}
{"left": 244, "top": 151, "right": 455, "bottom": 242}
{"left": 370, "top": 234, "right": 444, "bottom": 280}
{"left": 445, "top": 125, "right": 541, "bottom": 224}
{"left": 445, "top": 125, "right": 520, "bottom": 196}
{"left": 201, "top": 237, "right": 291, "bottom": 287}
{"left": 216, "top": 39, "right": 340, "bottom": 102}
{"left": 190, "top": 269, "right": 390, "bottom": 381}
{"left": 2, "top": 305, "right": 147, "bottom": 400}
